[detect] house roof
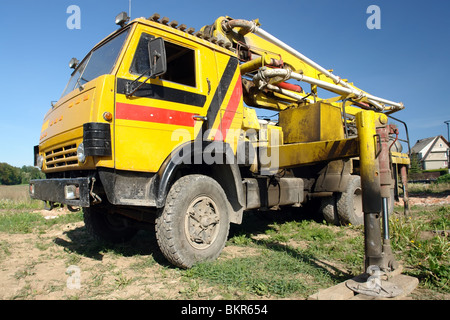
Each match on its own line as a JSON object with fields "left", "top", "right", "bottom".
{"left": 411, "top": 136, "right": 437, "bottom": 154}
{"left": 411, "top": 135, "right": 450, "bottom": 160}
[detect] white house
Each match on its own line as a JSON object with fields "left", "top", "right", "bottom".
{"left": 411, "top": 135, "right": 450, "bottom": 170}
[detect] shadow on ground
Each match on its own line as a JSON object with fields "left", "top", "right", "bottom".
{"left": 53, "top": 203, "right": 354, "bottom": 282}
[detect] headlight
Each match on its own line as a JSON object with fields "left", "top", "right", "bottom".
{"left": 36, "top": 155, "right": 44, "bottom": 169}
{"left": 77, "top": 143, "right": 86, "bottom": 163}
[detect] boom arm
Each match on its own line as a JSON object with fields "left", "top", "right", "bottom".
{"left": 202, "top": 17, "right": 404, "bottom": 115}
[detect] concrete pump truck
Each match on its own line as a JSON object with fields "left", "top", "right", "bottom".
{"left": 30, "top": 12, "right": 411, "bottom": 285}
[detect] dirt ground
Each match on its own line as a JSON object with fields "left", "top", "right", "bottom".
{"left": 0, "top": 209, "right": 268, "bottom": 300}
{"left": 395, "top": 193, "right": 450, "bottom": 207}
{"left": 0, "top": 195, "right": 448, "bottom": 300}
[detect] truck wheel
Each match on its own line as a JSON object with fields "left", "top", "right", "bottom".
{"left": 84, "top": 206, "right": 138, "bottom": 244}
{"left": 336, "top": 175, "right": 364, "bottom": 226}
{"left": 155, "top": 175, "right": 230, "bottom": 269}
{"left": 320, "top": 195, "right": 340, "bottom": 226}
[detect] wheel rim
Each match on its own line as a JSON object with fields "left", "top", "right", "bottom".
{"left": 184, "top": 196, "right": 221, "bottom": 250}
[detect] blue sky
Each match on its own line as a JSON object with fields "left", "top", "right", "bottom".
{"left": 0, "top": 0, "right": 449, "bottom": 167}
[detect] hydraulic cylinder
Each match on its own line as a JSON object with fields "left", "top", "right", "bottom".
{"left": 356, "top": 110, "right": 384, "bottom": 270}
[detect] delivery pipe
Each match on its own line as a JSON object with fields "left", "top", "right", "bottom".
{"left": 266, "top": 83, "right": 314, "bottom": 104}
{"left": 223, "top": 19, "right": 350, "bottom": 88}
{"left": 254, "top": 68, "right": 404, "bottom": 111}
{"left": 253, "top": 26, "right": 350, "bottom": 88}
{"left": 223, "top": 19, "right": 404, "bottom": 111}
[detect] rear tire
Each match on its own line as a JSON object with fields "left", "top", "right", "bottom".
{"left": 320, "top": 195, "right": 340, "bottom": 226}
{"left": 155, "top": 175, "right": 230, "bottom": 269}
{"left": 336, "top": 175, "right": 364, "bottom": 226}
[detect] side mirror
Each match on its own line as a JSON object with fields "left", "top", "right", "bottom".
{"left": 148, "top": 38, "right": 167, "bottom": 78}
{"left": 69, "top": 58, "right": 79, "bottom": 69}
{"left": 125, "top": 37, "right": 167, "bottom": 97}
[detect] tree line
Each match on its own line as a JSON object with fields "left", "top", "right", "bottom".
{"left": 0, "top": 162, "right": 45, "bottom": 185}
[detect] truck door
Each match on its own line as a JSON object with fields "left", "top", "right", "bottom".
{"left": 114, "top": 27, "right": 214, "bottom": 173}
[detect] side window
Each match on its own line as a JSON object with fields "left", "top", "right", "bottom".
{"left": 130, "top": 33, "right": 196, "bottom": 87}
{"left": 130, "top": 33, "right": 154, "bottom": 75}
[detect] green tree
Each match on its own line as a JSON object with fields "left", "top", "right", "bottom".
{"left": 0, "top": 163, "right": 44, "bottom": 185}
{"left": 409, "top": 154, "right": 422, "bottom": 174}
{"left": 0, "top": 162, "right": 22, "bottom": 185}
{"left": 20, "top": 165, "right": 45, "bottom": 184}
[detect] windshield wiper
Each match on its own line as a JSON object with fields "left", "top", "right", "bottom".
{"left": 76, "top": 76, "right": 89, "bottom": 91}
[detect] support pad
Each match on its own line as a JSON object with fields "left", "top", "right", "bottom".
{"left": 346, "top": 275, "right": 403, "bottom": 298}
{"left": 308, "top": 267, "right": 419, "bottom": 300}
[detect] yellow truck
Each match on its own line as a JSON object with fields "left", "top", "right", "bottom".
{"left": 30, "top": 12, "right": 410, "bottom": 271}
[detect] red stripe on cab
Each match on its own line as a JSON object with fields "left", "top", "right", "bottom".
{"left": 214, "top": 76, "right": 242, "bottom": 141}
{"left": 116, "top": 102, "right": 196, "bottom": 127}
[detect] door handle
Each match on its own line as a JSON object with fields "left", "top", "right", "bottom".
{"left": 192, "top": 115, "right": 207, "bottom": 121}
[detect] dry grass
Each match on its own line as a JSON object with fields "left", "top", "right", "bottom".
{"left": 408, "top": 183, "right": 450, "bottom": 195}
{"left": 0, "top": 185, "right": 30, "bottom": 201}
{"left": 0, "top": 185, "right": 43, "bottom": 209}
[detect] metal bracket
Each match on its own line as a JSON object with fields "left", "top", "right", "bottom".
{"left": 43, "top": 201, "right": 55, "bottom": 211}
{"left": 89, "top": 177, "right": 102, "bottom": 205}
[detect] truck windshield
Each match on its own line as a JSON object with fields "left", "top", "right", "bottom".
{"left": 61, "top": 29, "right": 130, "bottom": 98}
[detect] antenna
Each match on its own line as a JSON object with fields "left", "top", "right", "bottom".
{"left": 129, "top": 0, "right": 132, "bottom": 19}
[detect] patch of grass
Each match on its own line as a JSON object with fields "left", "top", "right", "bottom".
{"left": 390, "top": 206, "right": 449, "bottom": 292}
{"left": 0, "top": 240, "right": 11, "bottom": 260}
{"left": 114, "top": 271, "right": 134, "bottom": 289}
{"left": 222, "top": 204, "right": 449, "bottom": 297}
{"left": 262, "top": 218, "right": 364, "bottom": 275}
{"left": 185, "top": 248, "right": 333, "bottom": 298}
{"left": 408, "top": 182, "right": 450, "bottom": 195}
{"left": 0, "top": 185, "right": 44, "bottom": 210}
{"left": 435, "top": 174, "right": 450, "bottom": 184}
{"left": 428, "top": 206, "right": 450, "bottom": 231}
{"left": 0, "top": 210, "right": 83, "bottom": 234}
{"left": 228, "top": 233, "right": 253, "bottom": 246}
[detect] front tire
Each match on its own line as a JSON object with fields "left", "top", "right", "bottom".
{"left": 155, "top": 175, "right": 230, "bottom": 269}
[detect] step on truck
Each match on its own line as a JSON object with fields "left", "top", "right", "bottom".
{"left": 30, "top": 12, "right": 410, "bottom": 270}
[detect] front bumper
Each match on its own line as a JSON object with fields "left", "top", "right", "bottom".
{"left": 29, "top": 177, "right": 91, "bottom": 207}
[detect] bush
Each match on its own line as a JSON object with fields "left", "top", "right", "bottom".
{"left": 435, "top": 174, "right": 450, "bottom": 184}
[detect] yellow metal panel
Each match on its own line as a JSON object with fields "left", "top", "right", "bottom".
{"left": 279, "top": 102, "right": 344, "bottom": 144}
{"left": 391, "top": 152, "right": 411, "bottom": 165}
{"left": 242, "top": 107, "right": 260, "bottom": 130}
{"left": 39, "top": 75, "right": 117, "bottom": 172}
{"left": 262, "top": 138, "right": 359, "bottom": 171}
{"left": 268, "top": 125, "right": 283, "bottom": 146}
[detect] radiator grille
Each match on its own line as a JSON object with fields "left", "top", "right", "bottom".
{"left": 45, "top": 144, "right": 78, "bottom": 169}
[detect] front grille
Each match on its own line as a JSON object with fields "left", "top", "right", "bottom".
{"left": 45, "top": 144, "right": 78, "bottom": 169}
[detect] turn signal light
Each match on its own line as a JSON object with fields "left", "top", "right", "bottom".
{"left": 103, "top": 112, "right": 113, "bottom": 121}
